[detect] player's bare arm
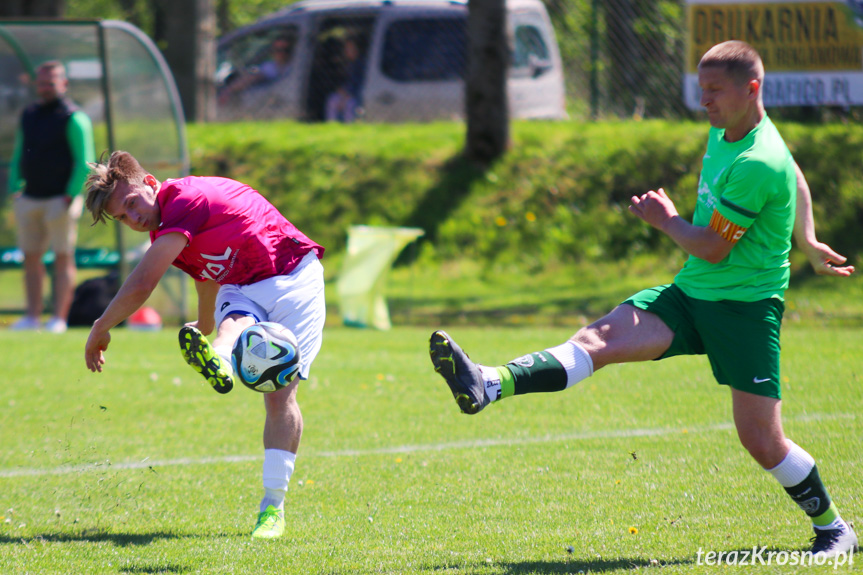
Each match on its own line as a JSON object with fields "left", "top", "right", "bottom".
{"left": 793, "top": 163, "right": 855, "bottom": 277}
{"left": 85, "top": 232, "right": 187, "bottom": 372}
{"left": 629, "top": 187, "right": 734, "bottom": 263}
{"left": 190, "top": 279, "right": 220, "bottom": 335}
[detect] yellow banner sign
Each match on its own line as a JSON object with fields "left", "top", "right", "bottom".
{"left": 686, "top": 2, "right": 863, "bottom": 72}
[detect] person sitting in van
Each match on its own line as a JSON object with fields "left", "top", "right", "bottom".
{"left": 325, "top": 38, "right": 364, "bottom": 123}
{"left": 219, "top": 35, "right": 295, "bottom": 104}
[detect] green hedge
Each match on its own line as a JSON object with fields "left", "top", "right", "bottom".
{"left": 187, "top": 119, "right": 863, "bottom": 270}
{"left": 3, "top": 119, "right": 857, "bottom": 271}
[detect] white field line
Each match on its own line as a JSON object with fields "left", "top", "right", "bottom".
{"left": 0, "top": 412, "right": 853, "bottom": 479}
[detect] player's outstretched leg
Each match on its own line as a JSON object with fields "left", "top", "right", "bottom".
{"left": 429, "top": 330, "right": 488, "bottom": 414}
{"left": 251, "top": 504, "right": 285, "bottom": 539}
{"left": 179, "top": 326, "right": 234, "bottom": 394}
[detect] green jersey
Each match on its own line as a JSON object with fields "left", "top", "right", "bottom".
{"left": 675, "top": 116, "right": 796, "bottom": 302}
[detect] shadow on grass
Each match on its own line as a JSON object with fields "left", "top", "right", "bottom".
{"left": 447, "top": 555, "right": 695, "bottom": 573}
{"left": 403, "top": 153, "right": 487, "bottom": 249}
{"left": 491, "top": 545, "right": 822, "bottom": 573}
{"left": 120, "top": 564, "right": 192, "bottom": 574}
{"left": 388, "top": 296, "right": 602, "bottom": 327}
{"left": 0, "top": 530, "right": 182, "bottom": 546}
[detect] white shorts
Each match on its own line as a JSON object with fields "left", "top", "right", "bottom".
{"left": 215, "top": 252, "right": 325, "bottom": 380}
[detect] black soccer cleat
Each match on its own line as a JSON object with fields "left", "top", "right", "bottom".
{"left": 429, "top": 330, "right": 488, "bottom": 415}
{"left": 179, "top": 326, "right": 234, "bottom": 394}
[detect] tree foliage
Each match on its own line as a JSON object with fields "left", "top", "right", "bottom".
{"left": 0, "top": 0, "right": 65, "bottom": 17}
{"left": 65, "top": 0, "right": 289, "bottom": 37}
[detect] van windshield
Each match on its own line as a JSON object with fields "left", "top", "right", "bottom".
{"left": 381, "top": 18, "right": 467, "bottom": 82}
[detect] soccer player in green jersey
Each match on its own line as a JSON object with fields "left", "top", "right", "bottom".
{"left": 429, "top": 40, "right": 857, "bottom": 558}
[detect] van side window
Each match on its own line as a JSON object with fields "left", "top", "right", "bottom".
{"left": 381, "top": 19, "right": 467, "bottom": 81}
{"left": 511, "top": 25, "right": 549, "bottom": 72}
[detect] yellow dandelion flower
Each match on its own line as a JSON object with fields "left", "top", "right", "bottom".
{"left": 629, "top": 527, "right": 638, "bottom": 535}
{"left": 495, "top": 216, "right": 507, "bottom": 227}
{"left": 525, "top": 211, "right": 536, "bottom": 222}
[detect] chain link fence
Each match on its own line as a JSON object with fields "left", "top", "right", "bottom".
{"left": 214, "top": 0, "right": 861, "bottom": 123}
{"left": 551, "top": 0, "right": 690, "bottom": 120}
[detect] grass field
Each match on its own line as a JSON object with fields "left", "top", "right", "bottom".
{"left": 1, "top": 321, "right": 861, "bottom": 574}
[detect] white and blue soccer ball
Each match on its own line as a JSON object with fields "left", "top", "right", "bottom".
{"left": 231, "top": 322, "right": 301, "bottom": 393}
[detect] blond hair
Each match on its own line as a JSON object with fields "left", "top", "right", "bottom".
{"left": 85, "top": 151, "right": 149, "bottom": 224}
{"left": 698, "top": 40, "right": 764, "bottom": 86}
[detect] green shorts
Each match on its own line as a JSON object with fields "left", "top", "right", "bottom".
{"left": 623, "top": 284, "right": 784, "bottom": 399}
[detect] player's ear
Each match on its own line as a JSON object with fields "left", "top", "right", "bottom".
{"left": 748, "top": 78, "right": 761, "bottom": 101}
{"left": 144, "top": 174, "right": 157, "bottom": 187}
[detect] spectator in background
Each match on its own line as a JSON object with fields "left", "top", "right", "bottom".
{"left": 326, "top": 38, "right": 365, "bottom": 123}
{"left": 219, "top": 35, "right": 295, "bottom": 105}
{"left": 7, "top": 61, "right": 95, "bottom": 333}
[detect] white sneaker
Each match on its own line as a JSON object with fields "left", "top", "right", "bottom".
{"left": 44, "top": 317, "right": 68, "bottom": 333}
{"left": 811, "top": 521, "right": 859, "bottom": 558}
{"left": 10, "top": 316, "right": 41, "bottom": 331}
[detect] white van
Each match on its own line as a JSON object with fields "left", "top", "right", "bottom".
{"left": 216, "top": 0, "right": 567, "bottom": 122}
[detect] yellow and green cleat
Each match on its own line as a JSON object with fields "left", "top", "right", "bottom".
{"left": 251, "top": 505, "right": 285, "bottom": 539}
{"left": 178, "top": 326, "right": 234, "bottom": 394}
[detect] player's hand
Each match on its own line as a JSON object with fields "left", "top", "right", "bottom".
{"left": 629, "top": 188, "right": 679, "bottom": 230}
{"left": 186, "top": 318, "right": 215, "bottom": 335}
{"left": 85, "top": 328, "right": 111, "bottom": 373}
{"left": 800, "top": 241, "right": 855, "bottom": 277}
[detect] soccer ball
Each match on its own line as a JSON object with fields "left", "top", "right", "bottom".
{"left": 231, "top": 322, "right": 301, "bottom": 393}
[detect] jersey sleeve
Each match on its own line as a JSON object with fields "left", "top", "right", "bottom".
{"left": 715, "top": 155, "right": 773, "bottom": 229}
{"left": 65, "top": 110, "right": 95, "bottom": 198}
{"left": 153, "top": 181, "right": 210, "bottom": 242}
{"left": 6, "top": 127, "right": 23, "bottom": 194}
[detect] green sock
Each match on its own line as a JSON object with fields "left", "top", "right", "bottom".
{"left": 784, "top": 465, "right": 837, "bottom": 526}
{"left": 496, "top": 366, "right": 515, "bottom": 399}
{"left": 812, "top": 503, "right": 841, "bottom": 528}
{"left": 498, "top": 351, "right": 567, "bottom": 397}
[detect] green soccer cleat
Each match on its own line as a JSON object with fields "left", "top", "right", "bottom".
{"left": 178, "top": 326, "right": 234, "bottom": 394}
{"left": 251, "top": 505, "right": 285, "bottom": 539}
{"left": 429, "top": 330, "right": 489, "bottom": 415}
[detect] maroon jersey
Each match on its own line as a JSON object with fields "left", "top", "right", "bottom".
{"left": 150, "top": 176, "right": 323, "bottom": 285}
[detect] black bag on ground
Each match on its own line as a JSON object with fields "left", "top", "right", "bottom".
{"left": 68, "top": 270, "right": 120, "bottom": 327}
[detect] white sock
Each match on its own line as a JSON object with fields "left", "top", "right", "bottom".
{"left": 767, "top": 441, "right": 847, "bottom": 529}
{"left": 261, "top": 449, "right": 296, "bottom": 512}
{"left": 214, "top": 344, "right": 235, "bottom": 374}
{"left": 478, "top": 365, "right": 501, "bottom": 402}
{"left": 766, "top": 440, "right": 814, "bottom": 487}
{"left": 815, "top": 518, "right": 847, "bottom": 531}
{"left": 545, "top": 341, "right": 594, "bottom": 388}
